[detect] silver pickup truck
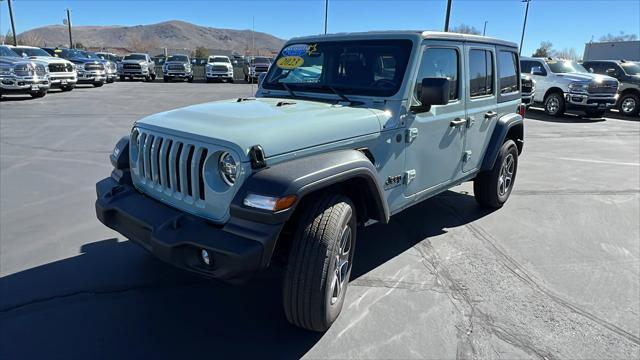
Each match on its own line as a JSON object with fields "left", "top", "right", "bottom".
{"left": 120, "top": 53, "right": 156, "bottom": 82}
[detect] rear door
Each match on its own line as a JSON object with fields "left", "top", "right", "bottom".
{"left": 463, "top": 45, "right": 497, "bottom": 172}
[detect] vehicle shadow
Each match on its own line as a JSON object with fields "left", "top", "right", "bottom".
{"left": 525, "top": 106, "right": 606, "bottom": 123}
{"left": 0, "top": 95, "right": 37, "bottom": 102}
{"left": 0, "top": 191, "right": 491, "bottom": 360}
{"left": 605, "top": 109, "right": 639, "bottom": 122}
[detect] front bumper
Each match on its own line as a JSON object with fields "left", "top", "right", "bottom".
{"left": 121, "top": 69, "right": 151, "bottom": 77}
{"left": 77, "top": 70, "right": 107, "bottom": 83}
{"left": 49, "top": 73, "right": 77, "bottom": 88}
{"left": 163, "top": 70, "right": 193, "bottom": 78}
{"left": 565, "top": 92, "right": 618, "bottom": 109}
{"left": 95, "top": 175, "right": 283, "bottom": 280}
{"left": 207, "top": 71, "right": 234, "bottom": 79}
{"left": 0, "top": 75, "right": 50, "bottom": 93}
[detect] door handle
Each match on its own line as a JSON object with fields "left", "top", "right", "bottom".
{"left": 449, "top": 118, "right": 467, "bottom": 127}
{"left": 484, "top": 111, "right": 497, "bottom": 119}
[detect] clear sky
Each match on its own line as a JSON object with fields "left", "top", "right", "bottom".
{"left": 1, "top": 0, "right": 639, "bottom": 56}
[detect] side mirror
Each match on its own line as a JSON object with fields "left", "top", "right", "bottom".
{"left": 588, "top": 67, "right": 594, "bottom": 73}
{"left": 531, "top": 66, "right": 545, "bottom": 76}
{"left": 411, "top": 77, "right": 450, "bottom": 113}
{"left": 258, "top": 72, "right": 267, "bottom": 85}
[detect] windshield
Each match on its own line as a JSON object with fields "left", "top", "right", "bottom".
{"left": 252, "top": 57, "right": 270, "bottom": 64}
{"left": 167, "top": 55, "right": 189, "bottom": 62}
{"left": 59, "top": 48, "right": 82, "bottom": 59}
{"left": 211, "top": 56, "right": 230, "bottom": 63}
{"left": 124, "top": 54, "right": 146, "bottom": 61}
{"left": 14, "top": 47, "right": 50, "bottom": 57}
{"left": 0, "top": 46, "right": 20, "bottom": 57}
{"left": 263, "top": 39, "right": 413, "bottom": 97}
{"left": 621, "top": 62, "right": 640, "bottom": 75}
{"left": 82, "top": 52, "right": 101, "bottom": 60}
{"left": 546, "top": 60, "right": 588, "bottom": 74}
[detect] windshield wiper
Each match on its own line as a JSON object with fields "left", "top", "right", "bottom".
{"left": 281, "top": 82, "right": 298, "bottom": 98}
{"left": 325, "top": 85, "right": 353, "bottom": 103}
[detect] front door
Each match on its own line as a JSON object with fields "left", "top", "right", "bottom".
{"left": 405, "top": 42, "right": 466, "bottom": 197}
{"left": 463, "top": 45, "right": 498, "bottom": 172}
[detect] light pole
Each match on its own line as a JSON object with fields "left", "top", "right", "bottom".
{"left": 66, "top": 9, "right": 73, "bottom": 48}
{"left": 483, "top": 21, "right": 488, "bottom": 36}
{"left": 519, "top": 0, "right": 531, "bottom": 55}
{"left": 324, "top": 0, "right": 328, "bottom": 34}
{"left": 444, "top": 0, "right": 452, "bottom": 32}
{"left": 7, "top": 0, "right": 18, "bottom": 45}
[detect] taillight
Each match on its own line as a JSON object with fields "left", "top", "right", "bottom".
{"left": 517, "top": 104, "right": 526, "bottom": 118}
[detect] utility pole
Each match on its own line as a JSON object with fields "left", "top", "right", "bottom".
{"left": 7, "top": 0, "right": 18, "bottom": 45}
{"left": 519, "top": 0, "right": 531, "bottom": 55}
{"left": 66, "top": 9, "right": 73, "bottom": 48}
{"left": 324, "top": 0, "right": 328, "bottom": 34}
{"left": 443, "top": 0, "right": 452, "bottom": 32}
{"left": 483, "top": 21, "right": 488, "bottom": 36}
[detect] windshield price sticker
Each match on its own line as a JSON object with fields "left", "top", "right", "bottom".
{"left": 277, "top": 56, "right": 304, "bottom": 69}
{"left": 282, "top": 44, "right": 310, "bottom": 57}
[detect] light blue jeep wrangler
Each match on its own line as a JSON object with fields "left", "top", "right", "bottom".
{"left": 96, "top": 31, "right": 524, "bottom": 331}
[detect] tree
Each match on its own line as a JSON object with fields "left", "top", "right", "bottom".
{"left": 194, "top": 46, "right": 208, "bottom": 59}
{"left": 599, "top": 31, "right": 638, "bottom": 42}
{"left": 450, "top": 24, "right": 481, "bottom": 35}
{"left": 75, "top": 42, "right": 85, "bottom": 50}
{"left": 555, "top": 47, "right": 579, "bottom": 60}
{"left": 532, "top": 41, "right": 554, "bottom": 58}
{"left": 17, "top": 32, "right": 44, "bottom": 47}
{"left": 4, "top": 30, "right": 16, "bottom": 45}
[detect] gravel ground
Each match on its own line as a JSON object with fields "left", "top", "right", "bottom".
{"left": 1, "top": 82, "right": 639, "bottom": 359}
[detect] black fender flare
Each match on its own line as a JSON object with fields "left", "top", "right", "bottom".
{"left": 230, "top": 150, "right": 390, "bottom": 225}
{"left": 480, "top": 113, "right": 524, "bottom": 172}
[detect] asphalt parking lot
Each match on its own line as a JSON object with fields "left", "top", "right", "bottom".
{"left": 1, "top": 82, "right": 639, "bottom": 359}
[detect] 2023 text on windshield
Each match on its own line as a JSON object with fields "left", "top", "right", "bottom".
{"left": 263, "top": 39, "right": 413, "bottom": 97}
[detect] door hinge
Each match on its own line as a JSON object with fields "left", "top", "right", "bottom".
{"left": 406, "top": 128, "right": 418, "bottom": 143}
{"left": 467, "top": 116, "right": 475, "bottom": 128}
{"left": 463, "top": 150, "right": 472, "bottom": 162}
{"left": 404, "top": 169, "right": 417, "bottom": 184}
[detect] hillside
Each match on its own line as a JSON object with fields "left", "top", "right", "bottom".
{"left": 17, "top": 20, "right": 285, "bottom": 54}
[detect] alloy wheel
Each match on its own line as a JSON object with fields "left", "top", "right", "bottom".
{"left": 330, "top": 223, "right": 352, "bottom": 305}
{"left": 498, "top": 154, "right": 515, "bottom": 197}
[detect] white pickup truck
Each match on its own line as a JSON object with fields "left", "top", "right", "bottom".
{"left": 520, "top": 57, "right": 619, "bottom": 117}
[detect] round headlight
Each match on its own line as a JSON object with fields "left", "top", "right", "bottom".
{"left": 219, "top": 152, "right": 238, "bottom": 186}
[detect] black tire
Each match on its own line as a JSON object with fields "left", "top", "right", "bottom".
{"left": 474, "top": 140, "right": 518, "bottom": 209}
{"left": 543, "top": 92, "right": 565, "bottom": 117}
{"left": 229, "top": 78, "right": 234, "bottom": 83}
{"left": 188, "top": 76, "right": 194, "bottom": 83}
{"left": 30, "top": 90, "right": 47, "bottom": 98}
{"left": 619, "top": 93, "right": 639, "bottom": 117}
{"left": 163, "top": 77, "right": 169, "bottom": 83}
{"left": 120, "top": 76, "right": 125, "bottom": 81}
{"left": 144, "top": 75, "right": 151, "bottom": 82}
{"left": 61, "top": 84, "right": 75, "bottom": 92}
{"left": 584, "top": 108, "right": 606, "bottom": 118}
{"left": 106, "top": 78, "right": 115, "bottom": 84}
{"left": 206, "top": 78, "right": 211, "bottom": 83}
{"left": 283, "top": 194, "right": 357, "bottom": 332}
{"left": 244, "top": 74, "right": 248, "bottom": 82}
{"left": 93, "top": 82, "right": 104, "bottom": 87}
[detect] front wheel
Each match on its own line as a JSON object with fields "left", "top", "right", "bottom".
{"left": 474, "top": 140, "right": 518, "bottom": 209}
{"left": 61, "top": 84, "right": 75, "bottom": 92}
{"left": 543, "top": 93, "right": 565, "bottom": 117}
{"left": 30, "top": 90, "right": 47, "bottom": 98}
{"left": 120, "top": 75, "right": 125, "bottom": 81}
{"left": 187, "top": 76, "right": 194, "bottom": 83}
{"left": 283, "top": 194, "right": 356, "bottom": 332}
{"left": 93, "top": 82, "right": 104, "bottom": 87}
{"left": 619, "top": 93, "right": 639, "bottom": 117}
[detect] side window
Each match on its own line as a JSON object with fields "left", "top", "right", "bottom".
{"left": 469, "top": 49, "right": 494, "bottom": 98}
{"left": 415, "top": 47, "right": 459, "bottom": 101}
{"left": 498, "top": 51, "right": 519, "bottom": 94}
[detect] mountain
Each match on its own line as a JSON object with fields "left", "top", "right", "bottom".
{"left": 17, "top": 20, "right": 285, "bottom": 54}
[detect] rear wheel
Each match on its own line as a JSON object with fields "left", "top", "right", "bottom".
{"left": 584, "top": 108, "right": 606, "bottom": 118}
{"left": 283, "top": 194, "right": 356, "bottom": 332}
{"left": 543, "top": 92, "right": 565, "bottom": 117}
{"left": 474, "top": 140, "right": 518, "bottom": 209}
{"left": 119, "top": 75, "right": 125, "bottom": 81}
{"left": 619, "top": 93, "right": 639, "bottom": 117}
{"left": 61, "top": 84, "right": 75, "bottom": 92}
{"left": 106, "top": 77, "right": 115, "bottom": 84}
{"left": 93, "top": 81, "right": 104, "bottom": 87}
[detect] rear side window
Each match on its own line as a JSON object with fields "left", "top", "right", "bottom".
{"left": 469, "top": 49, "right": 494, "bottom": 97}
{"left": 498, "top": 51, "right": 519, "bottom": 94}
{"left": 415, "top": 47, "right": 459, "bottom": 101}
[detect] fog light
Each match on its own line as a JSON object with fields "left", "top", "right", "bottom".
{"left": 201, "top": 249, "right": 211, "bottom": 266}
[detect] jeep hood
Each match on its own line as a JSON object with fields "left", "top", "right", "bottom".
{"left": 136, "top": 97, "right": 384, "bottom": 159}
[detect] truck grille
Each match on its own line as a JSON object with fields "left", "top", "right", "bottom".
{"left": 132, "top": 129, "right": 209, "bottom": 201}
{"left": 123, "top": 63, "right": 141, "bottom": 70}
{"left": 168, "top": 64, "right": 185, "bottom": 70}
{"left": 588, "top": 80, "right": 617, "bottom": 95}
{"left": 85, "top": 63, "right": 104, "bottom": 71}
{"left": 49, "top": 63, "right": 73, "bottom": 73}
{"left": 254, "top": 66, "right": 269, "bottom": 72}
{"left": 213, "top": 65, "right": 228, "bottom": 72}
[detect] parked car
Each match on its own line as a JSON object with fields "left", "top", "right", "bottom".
{"left": 96, "top": 31, "right": 525, "bottom": 332}
{"left": 43, "top": 47, "right": 107, "bottom": 87}
{"left": 0, "top": 45, "right": 50, "bottom": 98}
{"left": 243, "top": 56, "right": 270, "bottom": 83}
{"left": 8, "top": 45, "right": 77, "bottom": 92}
{"left": 162, "top": 54, "right": 193, "bottom": 82}
{"left": 582, "top": 60, "right": 640, "bottom": 117}
{"left": 95, "top": 52, "right": 121, "bottom": 84}
{"left": 521, "top": 74, "right": 535, "bottom": 107}
{"left": 520, "top": 57, "right": 619, "bottom": 117}
{"left": 120, "top": 53, "right": 156, "bottom": 82}
{"left": 206, "top": 55, "right": 234, "bottom": 83}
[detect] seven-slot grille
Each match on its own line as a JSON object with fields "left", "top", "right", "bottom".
{"left": 84, "top": 63, "right": 104, "bottom": 71}
{"left": 132, "top": 129, "right": 209, "bottom": 201}
{"left": 213, "top": 65, "right": 229, "bottom": 72}
{"left": 588, "top": 80, "right": 618, "bottom": 95}
{"left": 168, "top": 64, "right": 185, "bottom": 71}
{"left": 124, "top": 63, "right": 142, "bottom": 70}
